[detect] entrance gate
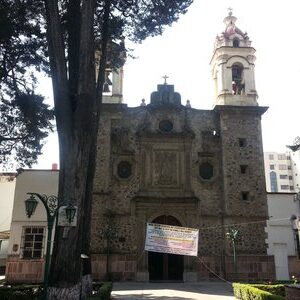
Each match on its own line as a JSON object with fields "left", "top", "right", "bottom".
{"left": 148, "top": 215, "right": 184, "bottom": 281}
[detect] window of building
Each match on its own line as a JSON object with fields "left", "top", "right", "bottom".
{"left": 232, "top": 64, "right": 244, "bottom": 95}
{"left": 270, "top": 164, "right": 275, "bottom": 170}
{"left": 279, "top": 175, "right": 288, "bottom": 179}
{"left": 280, "top": 185, "right": 289, "bottom": 190}
{"left": 288, "top": 166, "right": 292, "bottom": 170}
{"left": 268, "top": 154, "right": 274, "bottom": 160}
{"left": 199, "top": 162, "right": 214, "bottom": 180}
{"left": 238, "top": 138, "right": 247, "bottom": 147}
{"left": 233, "top": 38, "right": 240, "bottom": 47}
{"left": 117, "top": 161, "right": 132, "bottom": 179}
{"left": 240, "top": 165, "right": 248, "bottom": 174}
{"left": 279, "top": 164, "right": 287, "bottom": 170}
{"left": 270, "top": 171, "right": 278, "bottom": 192}
{"left": 22, "top": 227, "right": 44, "bottom": 259}
{"left": 159, "top": 120, "right": 173, "bottom": 133}
{"left": 287, "top": 156, "right": 291, "bottom": 160}
{"left": 278, "top": 154, "right": 286, "bottom": 160}
{"left": 294, "top": 230, "right": 300, "bottom": 259}
{"left": 241, "top": 191, "right": 250, "bottom": 201}
{"left": 290, "top": 186, "right": 294, "bottom": 190}
{"left": 289, "top": 176, "right": 293, "bottom": 180}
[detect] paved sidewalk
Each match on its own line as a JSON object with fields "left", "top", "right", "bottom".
{"left": 111, "top": 282, "right": 235, "bottom": 300}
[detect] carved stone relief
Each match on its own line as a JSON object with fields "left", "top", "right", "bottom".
{"left": 153, "top": 151, "right": 178, "bottom": 186}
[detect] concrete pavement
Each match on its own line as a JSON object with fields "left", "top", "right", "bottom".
{"left": 111, "top": 282, "right": 235, "bottom": 300}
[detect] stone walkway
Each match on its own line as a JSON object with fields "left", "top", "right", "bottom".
{"left": 111, "top": 282, "right": 235, "bottom": 300}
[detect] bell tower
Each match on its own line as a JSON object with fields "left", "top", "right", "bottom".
{"left": 210, "top": 10, "right": 258, "bottom": 106}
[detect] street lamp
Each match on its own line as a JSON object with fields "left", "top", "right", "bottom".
{"left": 226, "top": 228, "right": 239, "bottom": 278}
{"left": 24, "top": 192, "right": 76, "bottom": 300}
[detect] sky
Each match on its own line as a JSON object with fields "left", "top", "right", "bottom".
{"left": 35, "top": 0, "right": 300, "bottom": 169}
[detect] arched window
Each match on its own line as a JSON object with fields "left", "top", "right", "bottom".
{"left": 270, "top": 171, "right": 278, "bottom": 192}
{"left": 233, "top": 38, "right": 240, "bottom": 47}
{"left": 232, "top": 64, "right": 244, "bottom": 95}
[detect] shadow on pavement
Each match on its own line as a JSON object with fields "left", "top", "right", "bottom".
{"left": 111, "top": 282, "right": 234, "bottom": 299}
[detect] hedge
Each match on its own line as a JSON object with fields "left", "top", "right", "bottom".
{"left": 251, "top": 284, "right": 285, "bottom": 297}
{"left": 233, "top": 283, "right": 285, "bottom": 300}
{"left": 87, "top": 282, "right": 113, "bottom": 300}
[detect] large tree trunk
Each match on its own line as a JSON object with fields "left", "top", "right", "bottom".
{"left": 44, "top": 0, "right": 96, "bottom": 298}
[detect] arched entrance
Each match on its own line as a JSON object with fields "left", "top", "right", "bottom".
{"left": 148, "top": 215, "right": 184, "bottom": 281}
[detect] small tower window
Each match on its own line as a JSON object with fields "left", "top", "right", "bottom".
{"left": 240, "top": 165, "right": 248, "bottom": 174}
{"left": 232, "top": 64, "right": 244, "bottom": 95}
{"left": 233, "top": 38, "right": 240, "bottom": 47}
{"left": 238, "top": 138, "right": 247, "bottom": 147}
{"left": 241, "top": 191, "right": 250, "bottom": 201}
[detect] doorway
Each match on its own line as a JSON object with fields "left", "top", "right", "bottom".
{"left": 148, "top": 215, "right": 184, "bottom": 281}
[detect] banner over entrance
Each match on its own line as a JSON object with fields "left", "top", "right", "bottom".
{"left": 145, "top": 223, "right": 199, "bottom": 256}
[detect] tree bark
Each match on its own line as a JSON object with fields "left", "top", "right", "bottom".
{"left": 44, "top": 0, "right": 96, "bottom": 298}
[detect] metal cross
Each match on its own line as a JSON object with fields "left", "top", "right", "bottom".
{"left": 162, "top": 75, "right": 169, "bottom": 84}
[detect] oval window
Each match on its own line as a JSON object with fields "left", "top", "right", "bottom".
{"left": 199, "top": 162, "right": 214, "bottom": 180}
{"left": 117, "top": 161, "right": 132, "bottom": 179}
{"left": 159, "top": 120, "right": 173, "bottom": 132}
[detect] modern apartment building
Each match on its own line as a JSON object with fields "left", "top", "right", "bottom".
{"left": 264, "top": 151, "right": 300, "bottom": 192}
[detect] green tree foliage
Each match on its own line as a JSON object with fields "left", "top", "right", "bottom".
{"left": 0, "top": 0, "right": 53, "bottom": 167}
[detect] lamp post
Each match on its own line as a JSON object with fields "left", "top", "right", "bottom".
{"left": 24, "top": 193, "right": 76, "bottom": 300}
{"left": 226, "top": 228, "right": 239, "bottom": 278}
{"left": 101, "top": 225, "right": 117, "bottom": 281}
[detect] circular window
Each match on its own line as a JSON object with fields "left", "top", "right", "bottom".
{"left": 117, "top": 161, "right": 132, "bottom": 179}
{"left": 199, "top": 162, "right": 214, "bottom": 180}
{"left": 159, "top": 120, "right": 173, "bottom": 132}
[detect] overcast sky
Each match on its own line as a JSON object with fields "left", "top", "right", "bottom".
{"left": 35, "top": 0, "right": 300, "bottom": 169}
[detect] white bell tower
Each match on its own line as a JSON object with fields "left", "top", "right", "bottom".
{"left": 210, "top": 10, "right": 258, "bottom": 106}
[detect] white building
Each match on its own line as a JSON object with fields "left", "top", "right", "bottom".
{"left": 266, "top": 193, "right": 300, "bottom": 280}
{"left": 6, "top": 169, "right": 58, "bottom": 283}
{"left": 0, "top": 173, "right": 16, "bottom": 275}
{"left": 290, "top": 150, "right": 300, "bottom": 191}
{"left": 264, "top": 152, "right": 296, "bottom": 193}
{"left": 0, "top": 173, "right": 16, "bottom": 232}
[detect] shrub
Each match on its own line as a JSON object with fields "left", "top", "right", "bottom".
{"left": 87, "top": 282, "right": 113, "bottom": 300}
{"left": 0, "top": 285, "right": 41, "bottom": 300}
{"left": 251, "top": 284, "right": 285, "bottom": 297}
{"left": 233, "top": 283, "right": 285, "bottom": 300}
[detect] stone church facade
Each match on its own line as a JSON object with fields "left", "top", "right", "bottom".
{"left": 91, "top": 12, "right": 275, "bottom": 281}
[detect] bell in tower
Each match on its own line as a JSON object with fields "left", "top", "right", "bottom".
{"left": 210, "top": 9, "right": 258, "bottom": 106}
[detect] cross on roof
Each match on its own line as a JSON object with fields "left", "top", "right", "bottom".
{"left": 162, "top": 75, "right": 169, "bottom": 84}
